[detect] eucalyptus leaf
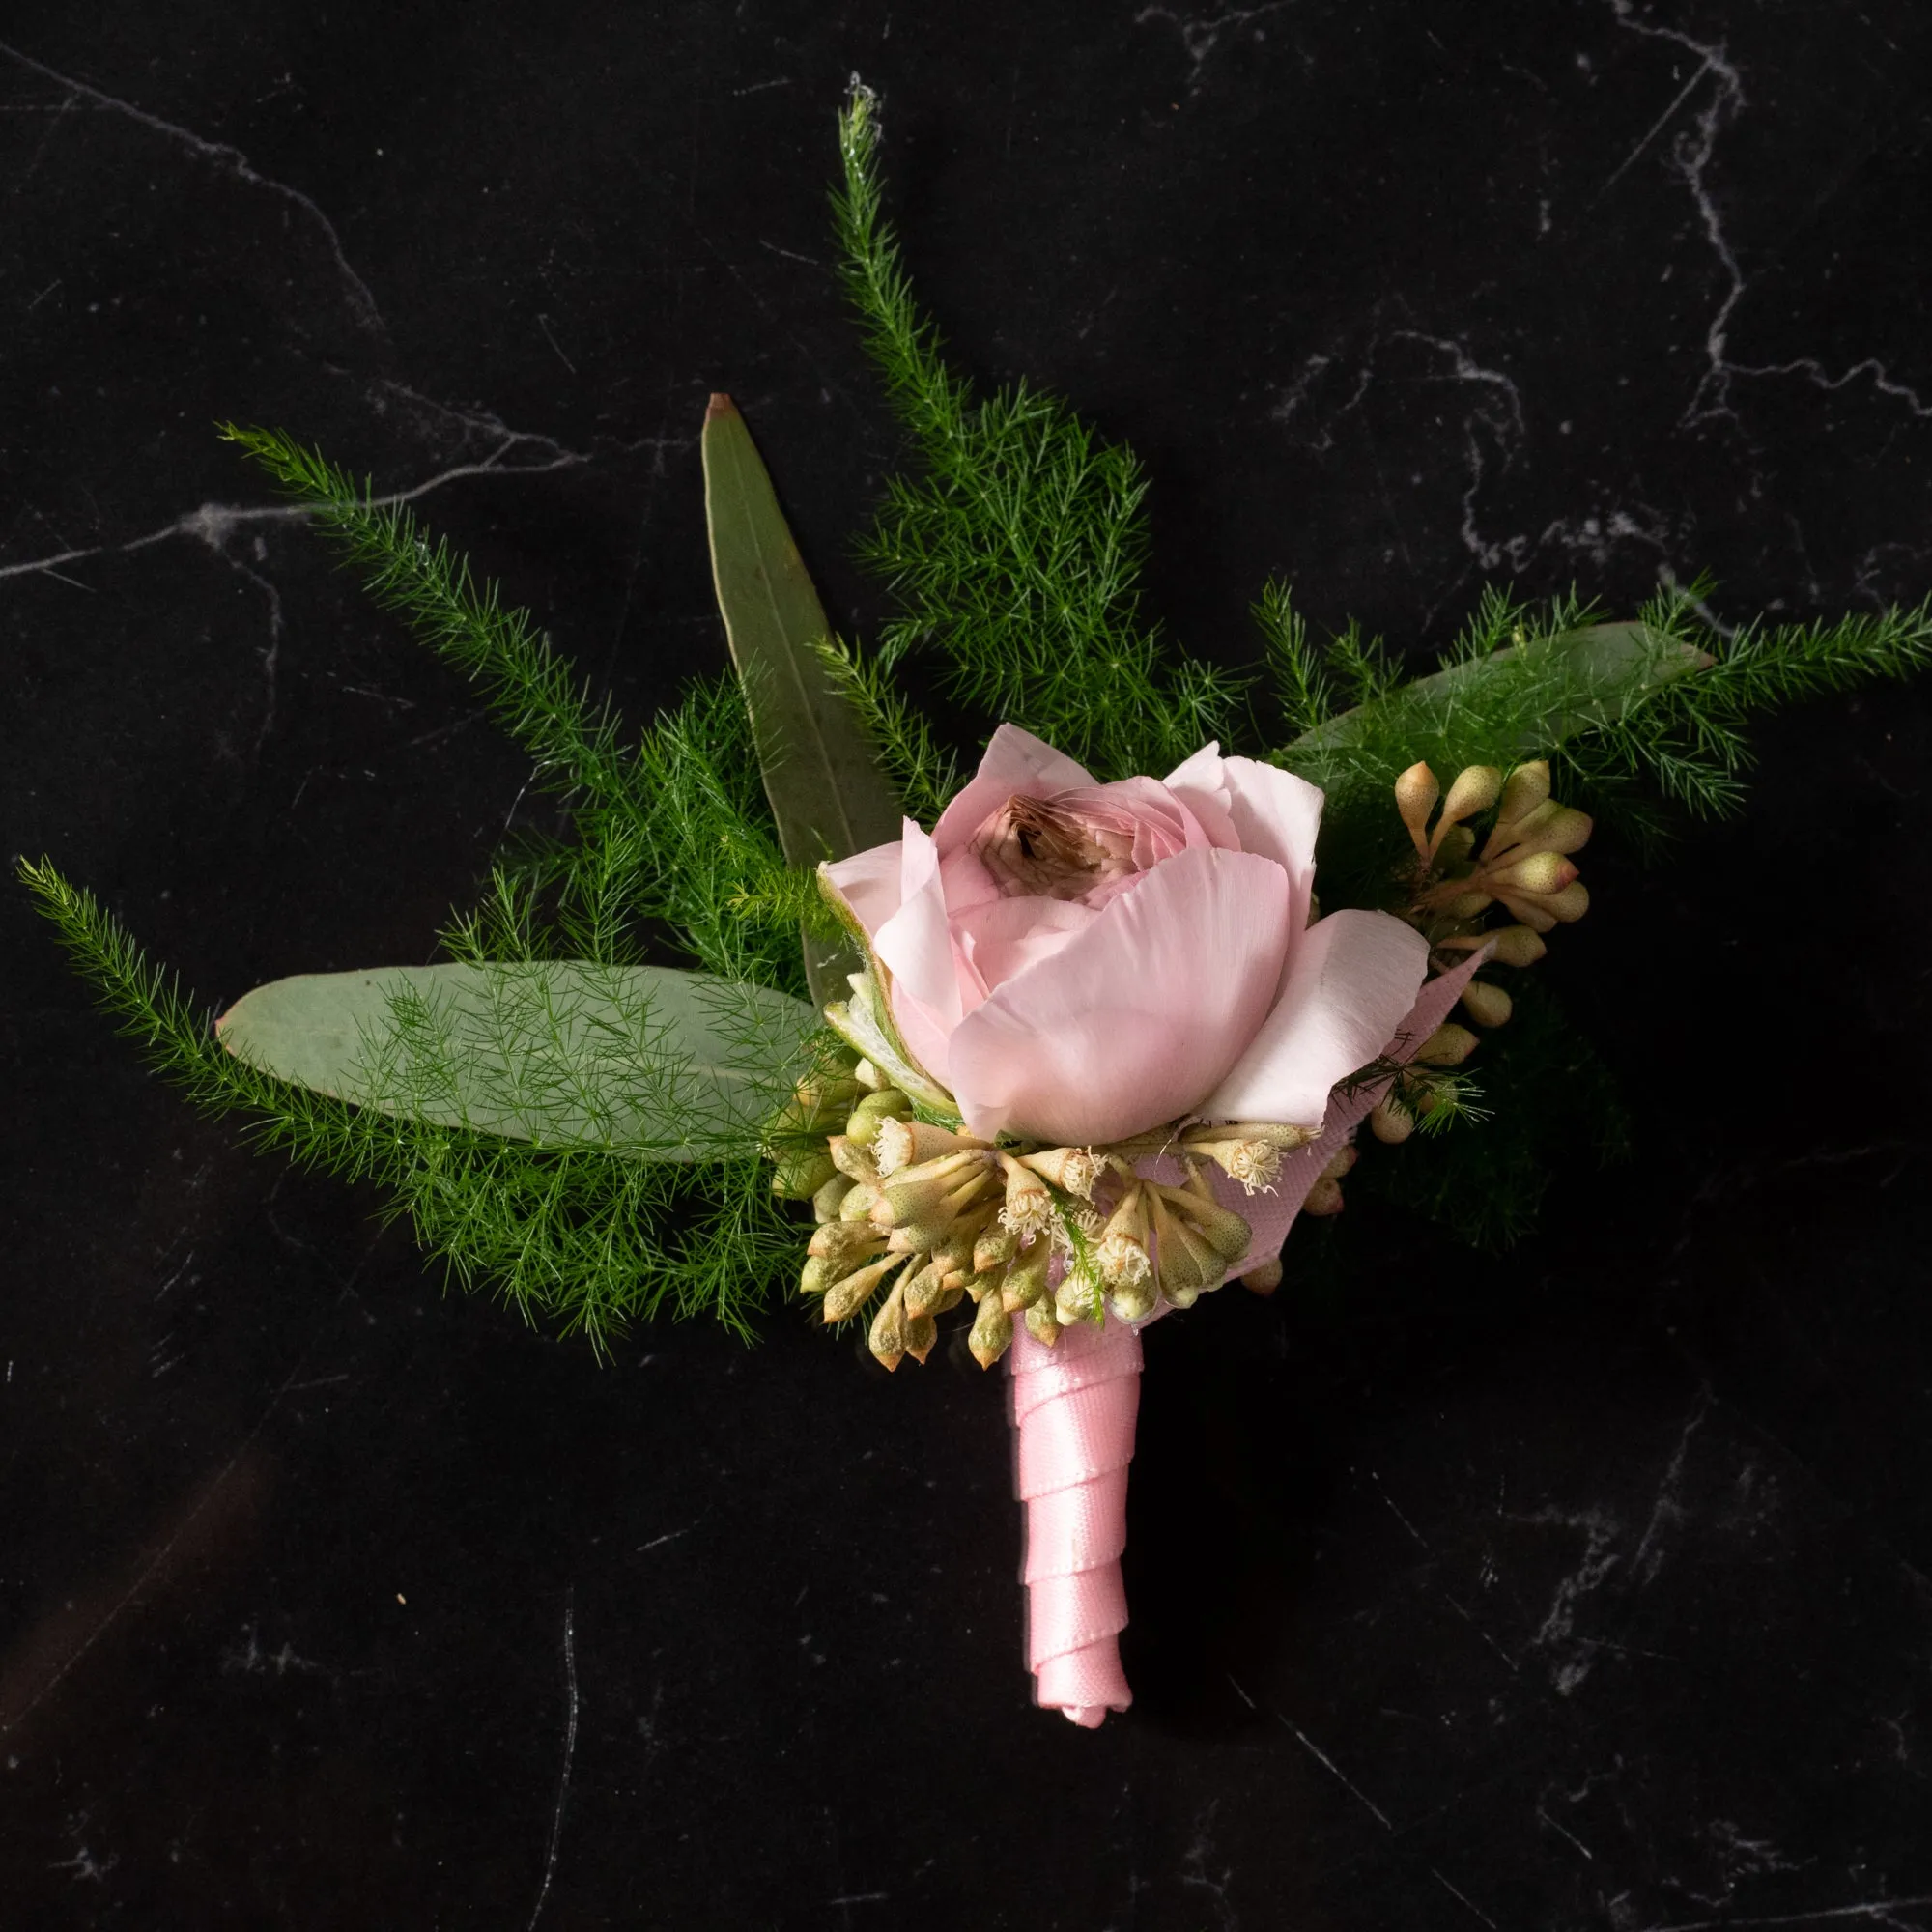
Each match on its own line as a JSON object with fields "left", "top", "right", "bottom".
{"left": 1290, "top": 621, "right": 1713, "bottom": 767}
{"left": 216, "top": 960, "right": 819, "bottom": 1156}
{"left": 701, "top": 394, "right": 902, "bottom": 1006}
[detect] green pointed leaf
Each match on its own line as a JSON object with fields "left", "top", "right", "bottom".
{"left": 701, "top": 394, "right": 902, "bottom": 1006}
{"left": 215, "top": 960, "right": 819, "bottom": 1156}
{"left": 1288, "top": 621, "right": 1713, "bottom": 773}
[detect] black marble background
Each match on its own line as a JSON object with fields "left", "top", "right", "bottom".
{"left": 6, "top": 4, "right": 1932, "bottom": 1926}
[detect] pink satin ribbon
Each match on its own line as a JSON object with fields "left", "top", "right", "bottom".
{"left": 1009, "top": 1314, "right": 1144, "bottom": 1727}
{"left": 1005, "top": 950, "right": 1492, "bottom": 1727}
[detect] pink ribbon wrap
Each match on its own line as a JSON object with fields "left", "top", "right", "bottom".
{"left": 1004, "top": 951, "right": 1492, "bottom": 1727}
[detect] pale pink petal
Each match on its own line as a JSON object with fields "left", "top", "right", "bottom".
{"left": 819, "top": 840, "right": 903, "bottom": 942}
{"left": 1197, "top": 908, "right": 1429, "bottom": 1125}
{"left": 932, "top": 724, "right": 1094, "bottom": 854}
{"left": 952, "top": 895, "right": 1096, "bottom": 1008}
{"left": 1161, "top": 743, "right": 1241, "bottom": 850}
{"left": 947, "top": 848, "right": 1291, "bottom": 1146}
{"left": 938, "top": 841, "right": 1001, "bottom": 916}
{"left": 1231, "top": 944, "right": 1495, "bottom": 1273}
{"left": 871, "top": 820, "right": 964, "bottom": 1085}
{"left": 1219, "top": 757, "right": 1325, "bottom": 933}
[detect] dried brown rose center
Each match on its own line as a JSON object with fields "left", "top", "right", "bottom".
{"left": 971, "top": 795, "right": 1135, "bottom": 901}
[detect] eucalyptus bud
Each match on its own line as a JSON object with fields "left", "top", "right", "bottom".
{"left": 1018, "top": 1147, "right": 1101, "bottom": 1199}
{"left": 974, "top": 1224, "right": 1020, "bottom": 1274}
{"left": 901, "top": 1258, "right": 950, "bottom": 1322}
{"left": 1109, "top": 1277, "right": 1158, "bottom": 1323}
{"left": 1151, "top": 1180, "right": 1253, "bottom": 1264}
{"left": 808, "top": 1220, "right": 888, "bottom": 1269}
{"left": 1301, "top": 1177, "right": 1345, "bottom": 1216}
{"left": 1318, "top": 1144, "right": 1358, "bottom": 1183}
{"left": 1432, "top": 765, "right": 1502, "bottom": 854}
{"left": 771, "top": 1148, "right": 839, "bottom": 1200}
{"left": 1395, "top": 761, "right": 1440, "bottom": 856}
{"left": 1000, "top": 1237, "right": 1052, "bottom": 1314}
{"left": 1486, "top": 849, "right": 1577, "bottom": 897}
{"left": 1241, "top": 1258, "right": 1283, "bottom": 1296}
{"left": 1096, "top": 1186, "right": 1152, "bottom": 1290}
{"left": 822, "top": 1253, "right": 903, "bottom": 1324}
{"left": 1487, "top": 923, "right": 1548, "bottom": 968}
{"left": 1024, "top": 1298, "right": 1062, "bottom": 1348}
{"left": 1494, "top": 759, "right": 1550, "bottom": 833}
{"left": 1460, "top": 979, "right": 1514, "bottom": 1029}
{"left": 903, "top": 1311, "right": 939, "bottom": 1366}
{"left": 875, "top": 1117, "right": 991, "bottom": 1178}
{"left": 868, "top": 1275, "right": 908, "bottom": 1372}
{"left": 998, "top": 1152, "right": 1057, "bottom": 1236}
{"left": 970, "top": 1290, "right": 1014, "bottom": 1369}
{"left": 1416, "top": 1023, "right": 1479, "bottom": 1066}
{"left": 838, "top": 1181, "right": 881, "bottom": 1222}
{"left": 812, "top": 1173, "right": 855, "bottom": 1223}
{"left": 1370, "top": 1092, "right": 1415, "bottom": 1144}
{"left": 827, "top": 1135, "right": 881, "bottom": 1184}
{"left": 844, "top": 1088, "right": 913, "bottom": 1149}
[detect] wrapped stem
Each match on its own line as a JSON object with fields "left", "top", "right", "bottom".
{"left": 1007, "top": 1314, "right": 1144, "bottom": 1728}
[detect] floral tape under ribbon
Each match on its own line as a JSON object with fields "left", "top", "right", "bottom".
{"left": 1009, "top": 1313, "right": 1144, "bottom": 1727}
{"left": 1003, "top": 947, "right": 1492, "bottom": 1728}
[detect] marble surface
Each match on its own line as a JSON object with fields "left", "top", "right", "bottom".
{"left": 5, "top": 4, "right": 1932, "bottom": 1925}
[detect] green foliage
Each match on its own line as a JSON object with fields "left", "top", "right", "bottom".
{"left": 1569, "top": 592, "right": 1932, "bottom": 822}
{"left": 20, "top": 860, "right": 803, "bottom": 1348}
{"left": 1253, "top": 580, "right": 1335, "bottom": 740}
{"left": 223, "top": 424, "right": 803, "bottom": 995}
{"left": 812, "top": 635, "right": 959, "bottom": 828}
{"left": 833, "top": 84, "right": 1245, "bottom": 783}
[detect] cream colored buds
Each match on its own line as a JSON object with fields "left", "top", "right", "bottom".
{"left": 1095, "top": 1186, "right": 1152, "bottom": 1293}
{"left": 838, "top": 1180, "right": 880, "bottom": 1222}
{"left": 820, "top": 1252, "right": 903, "bottom": 1324}
{"left": 874, "top": 1117, "right": 989, "bottom": 1178}
{"left": 843, "top": 1088, "right": 912, "bottom": 1149}
{"left": 1434, "top": 765, "right": 1502, "bottom": 852}
{"left": 969, "top": 1289, "right": 1013, "bottom": 1368}
{"left": 1494, "top": 758, "right": 1550, "bottom": 832}
{"left": 811, "top": 1173, "right": 854, "bottom": 1223}
{"left": 868, "top": 1273, "right": 908, "bottom": 1371}
{"left": 1370, "top": 1091, "right": 1415, "bottom": 1143}
{"left": 1301, "top": 1143, "right": 1357, "bottom": 1217}
{"left": 770, "top": 1147, "right": 838, "bottom": 1200}
{"left": 1018, "top": 1146, "right": 1100, "bottom": 1199}
{"left": 1001, "top": 1236, "right": 1052, "bottom": 1314}
{"left": 1395, "top": 763, "right": 1441, "bottom": 856}
{"left": 1024, "top": 1298, "right": 1061, "bottom": 1348}
{"left": 827, "top": 1135, "right": 881, "bottom": 1184}
{"left": 1487, "top": 923, "right": 1547, "bottom": 967}
{"left": 1459, "top": 979, "right": 1513, "bottom": 1028}
{"left": 1416, "top": 1023, "right": 1479, "bottom": 1066}
{"left": 1241, "top": 1258, "right": 1283, "bottom": 1296}
{"left": 808, "top": 1220, "right": 887, "bottom": 1269}
{"left": 1179, "top": 1119, "right": 1320, "bottom": 1194}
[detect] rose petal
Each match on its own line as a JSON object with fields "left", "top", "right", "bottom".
{"left": 1197, "top": 908, "right": 1429, "bottom": 1125}
{"left": 932, "top": 724, "right": 1095, "bottom": 856}
{"left": 952, "top": 895, "right": 1096, "bottom": 1009}
{"left": 947, "top": 847, "right": 1291, "bottom": 1146}
{"left": 1230, "top": 944, "right": 1495, "bottom": 1272}
{"left": 820, "top": 840, "right": 904, "bottom": 942}
{"left": 870, "top": 820, "right": 964, "bottom": 1084}
{"left": 1161, "top": 743, "right": 1240, "bottom": 851}
{"left": 1218, "top": 757, "right": 1325, "bottom": 935}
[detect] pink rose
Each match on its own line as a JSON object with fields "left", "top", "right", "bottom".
{"left": 821, "top": 725, "right": 1432, "bottom": 1148}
